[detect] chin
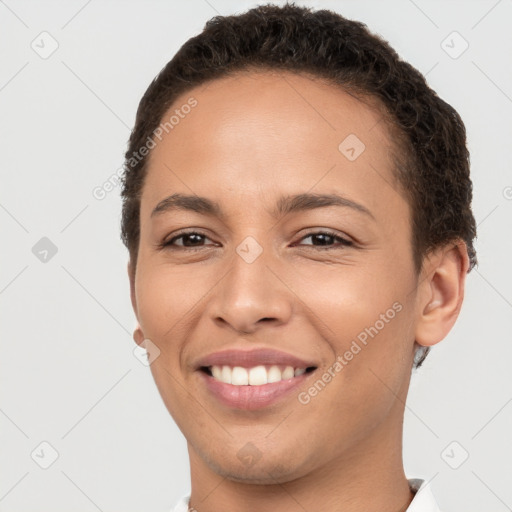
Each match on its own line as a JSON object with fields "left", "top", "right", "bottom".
{"left": 212, "top": 464, "right": 302, "bottom": 485}
{"left": 200, "top": 445, "right": 311, "bottom": 485}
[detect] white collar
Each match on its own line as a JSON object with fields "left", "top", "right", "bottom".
{"left": 406, "top": 478, "right": 442, "bottom": 511}
{"left": 171, "top": 478, "right": 441, "bottom": 512}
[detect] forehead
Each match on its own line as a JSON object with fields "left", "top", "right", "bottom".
{"left": 141, "top": 69, "right": 406, "bottom": 222}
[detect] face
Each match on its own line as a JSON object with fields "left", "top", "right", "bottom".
{"left": 130, "top": 70, "right": 425, "bottom": 483}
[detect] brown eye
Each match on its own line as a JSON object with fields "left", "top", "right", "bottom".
{"left": 163, "top": 231, "right": 215, "bottom": 249}
{"left": 297, "top": 231, "right": 353, "bottom": 249}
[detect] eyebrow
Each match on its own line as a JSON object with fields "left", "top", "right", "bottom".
{"left": 151, "top": 192, "right": 375, "bottom": 221}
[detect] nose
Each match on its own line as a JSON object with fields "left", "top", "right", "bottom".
{"left": 208, "top": 246, "right": 293, "bottom": 335}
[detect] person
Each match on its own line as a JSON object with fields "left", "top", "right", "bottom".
{"left": 120, "top": 3, "right": 477, "bottom": 511}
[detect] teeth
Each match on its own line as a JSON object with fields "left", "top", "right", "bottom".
{"left": 282, "top": 366, "right": 294, "bottom": 379}
{"left": 249, "top": 365, "right": 267, "bottom": 385}
{"left": 209, "top": 365, "right": 309, "bottom": 386}
{"left": 221, "top": 365, "right": 232, "bottom": 384}
{"left": 267, "top": 365, "right": 282, "bottom": 383}
{"left": 231, "top": 366, "right": 248, "bottom": 385}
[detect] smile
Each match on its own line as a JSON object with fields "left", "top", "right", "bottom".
{"left": 194, "top": 347, "right": 319, "bottom": 409}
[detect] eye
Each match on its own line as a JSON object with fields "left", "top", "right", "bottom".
{"left": 161, "top": 230, "right": 215, "bottom": 250}
{"left": 159, "top": 229, "right": 353, "bottom": 251}
{"left": 296, "top": 230, "right": 353, "bottom": 249}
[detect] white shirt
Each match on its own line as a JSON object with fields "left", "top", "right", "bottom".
{"left": 170, "top": 478, "right": 441, "bottom": 512}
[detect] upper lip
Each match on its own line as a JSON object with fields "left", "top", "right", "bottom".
{"left": 194, "top": 348, "right": 318, "bottom": 370}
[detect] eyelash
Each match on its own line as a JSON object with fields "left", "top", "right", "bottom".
{"left": 160, "top": 229, "right": 354, "bottom": 251}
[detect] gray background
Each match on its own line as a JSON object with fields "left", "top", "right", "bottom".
{"left": 1, "top": 0, "right": 511, "bottom": 510}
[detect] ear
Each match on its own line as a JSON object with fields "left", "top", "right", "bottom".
{"left": 414, "top": 240, "right": 470, "bottom": 347}
{"left": 127, "top": 261, "right": 145, "bottom": 346}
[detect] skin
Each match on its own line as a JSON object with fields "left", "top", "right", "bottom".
{"left": 128, "top": 70, "right": 469, "bottom": 512}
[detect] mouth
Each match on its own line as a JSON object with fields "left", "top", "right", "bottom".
{"left": 194, "top": 347, "right": 319, "bottom": 410}
{"left": 199, "top": 364, "right": 317, "bottom": 386}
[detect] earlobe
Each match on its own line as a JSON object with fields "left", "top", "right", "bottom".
{"left": 133, "top": 323, "right": 145, "bottom": 346}
{"left": 414, "top": 240, "right": 470, "bottom": 347}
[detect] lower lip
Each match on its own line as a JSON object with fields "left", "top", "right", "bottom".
{"left": 198, "top": 370, "right": 313, "bottom": 410}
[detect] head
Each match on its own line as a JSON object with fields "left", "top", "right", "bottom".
{"left": 121, "top": 3, "right": 476, "bottom": 484}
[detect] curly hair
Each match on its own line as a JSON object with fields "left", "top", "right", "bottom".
{"left": 120, "top": 2, "right": 477, "bottom": 368}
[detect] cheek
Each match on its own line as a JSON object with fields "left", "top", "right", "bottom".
{"left": 295, "top": 257, "right": 408, "bottom": 335}
{"left": 134, "top": 262, "right": 195, "bottom": 343}
{"left": 301, "top": 260, "right": 415, "bottom": 386}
